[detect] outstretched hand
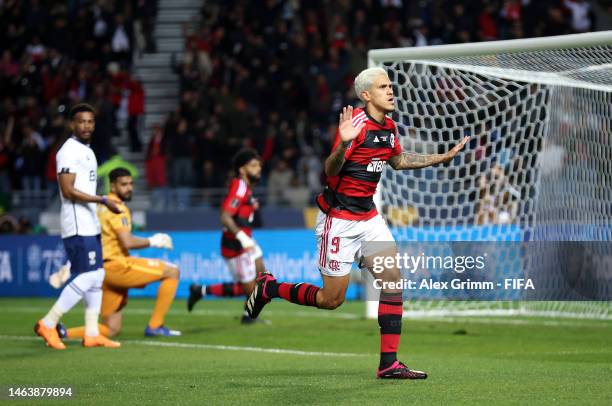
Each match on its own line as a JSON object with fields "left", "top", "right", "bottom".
{"left": 338, "top": 106, "right": 365, "bottom": 145}
{"left": 149, "top": 233, "right": 174, "bottom": 249}
{"left": 444, "top": 136, "right": 470, "bottom": 162}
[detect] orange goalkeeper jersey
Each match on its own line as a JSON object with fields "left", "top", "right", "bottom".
{"left": 98, "top": 193, "right": 131, "bottom": 261}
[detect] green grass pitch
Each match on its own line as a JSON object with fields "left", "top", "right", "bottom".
{"left": 0, "top": 297, "right": 610, "bottom": 405}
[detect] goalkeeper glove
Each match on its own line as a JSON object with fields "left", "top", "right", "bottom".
{"left": 49, "top": 261, "right": 71, "bottom": 289}
{"left": 235, "top": 230, "right": 255, "bottom": 250}
{"left": 149, "top": 233, "right": 173, "bottom": 249}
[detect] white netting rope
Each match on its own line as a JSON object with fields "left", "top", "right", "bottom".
{"left": 536, "top": 86, "right": 612, "bottom": 231}
{"left": 370, "top": 43, "right": 612, "bottom": 319}
{"left": 412, "top": 45, "right": 612, "bottom": 91}
{"left": 382, "top": 62, "right": 547, "bottom": 237}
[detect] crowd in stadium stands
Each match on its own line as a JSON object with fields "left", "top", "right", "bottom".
{"left": 0, "top": 0, "right": 157, "bottom": 219}
{"left": 0, "top": 0, "right": 607, "bottom": 223}
{"left": 162, "top": 0, "right": 602, "bottom": 207}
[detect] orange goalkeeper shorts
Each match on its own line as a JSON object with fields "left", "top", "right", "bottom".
{"left": 100, "top": 257, "right": 168, "bottom": 317}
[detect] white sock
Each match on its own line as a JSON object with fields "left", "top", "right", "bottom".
{"left": 83, "top": 269, "right": 105, "bottom": 337}
{"left": 84, "top": 308, "right": 100, "bottom": 337}
{"left": 201, "top": 285, "right": 207, "bottom": 296}
{"left": 42, "top": 303, "right": 65, "bottom": 328}
{"left": 42, "top": 271, "right": 96, "bottom": 328}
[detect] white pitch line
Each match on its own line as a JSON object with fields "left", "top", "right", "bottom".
{"left": 422, "top": 316, "right": 612, "bottom": 328}
{"left": 0, "top": 335, "right": 369, "bottom": 358}
{"left": 124, "top": 340, "right": 368, "bottom": 357}
{"left": 3, "top": 307, "right": 609, "bottom": 327}
{"left": 0, "top": 306, "right": 361, "bottom": 320}
{"left": 502, "top": 349, "right": 612, "bottom": 357}
{"left": 0, "top": 335, "right": 39, "bottom": 342}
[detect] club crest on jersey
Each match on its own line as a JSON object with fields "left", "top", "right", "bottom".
{"left": 366, "top": 158, "right": 386, "bottom": 173}
{"left": 328, "top": 260, "right": 340, "bottom": 272}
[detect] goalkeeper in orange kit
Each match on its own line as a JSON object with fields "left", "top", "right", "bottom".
{"left": 56, "top": 167, "right": 181, "bottom": 338}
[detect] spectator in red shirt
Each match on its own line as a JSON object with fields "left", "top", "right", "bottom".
{"left": 128, "top": 77, "right": 145, "bottom": 152}
{"left": 479, "top": 3, "right": 499, "bottom": 41}
{"left": 145, "top": 124, "right": 166, "bottom": 189}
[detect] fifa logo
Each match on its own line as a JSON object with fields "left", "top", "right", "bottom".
{"left": 366, "top": 159, "right": 386, "bottom": 173}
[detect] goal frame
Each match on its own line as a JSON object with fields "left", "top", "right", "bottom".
{"left": 368, "top": 31, "right": 612, "bottom": 64}
{"left": 366, "top": 31, "right": 612, "bottom": 320}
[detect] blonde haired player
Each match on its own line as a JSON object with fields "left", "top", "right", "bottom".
{"left": 58, "top": 167, "right": 181, "bottom": 338}
{"left": 246, "top": 67, "right": 469, "bottom": 379}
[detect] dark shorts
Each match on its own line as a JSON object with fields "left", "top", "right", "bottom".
{"left": 63, "top": 235, "right": 103, "bottom": 273}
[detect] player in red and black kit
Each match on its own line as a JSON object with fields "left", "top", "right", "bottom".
{"left": 188, "top": 149, "right": 267, "bottom": 324}
{"left": 245, "top": 67, "right": 469, "bottom": 379}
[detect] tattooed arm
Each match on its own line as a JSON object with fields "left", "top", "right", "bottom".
{"left": 388, "top": 136, "right": 470, "bottom": 170}
{"left": 325, "top": 142, "right": 349, "bottom": 177}
{"left": 388, "top": 151, "right": 449, "bottom": 169}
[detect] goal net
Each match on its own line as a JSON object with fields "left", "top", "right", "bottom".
{"left": 367, "top": 32, "right": 612, "bottom": 319}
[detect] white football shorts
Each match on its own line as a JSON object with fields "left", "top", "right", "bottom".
{"left": 315, "top": 210, "right": 395, "bottom": 277}
{"left": 225, "top": 244, "right": 263, "bottom": 283}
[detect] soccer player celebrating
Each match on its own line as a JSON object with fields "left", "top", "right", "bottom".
{"left": 35, "top": 103, "right": 123, "bottom": 349}
{"left": 188, "top": 148, "right": 266, "bottom": 324}
{"left": 246, "top": 67, "right": 469, "bottom": 379}
{"left": 59, "top": 167, "right": 180, "bottom": 338}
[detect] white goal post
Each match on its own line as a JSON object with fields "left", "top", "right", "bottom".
{"left": 366, "top": 31, "right": 612, "bottom": 320}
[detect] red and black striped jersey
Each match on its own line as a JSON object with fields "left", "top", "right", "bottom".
{"left": 316, "top": 107, "right": 402, "bottom": 220}
{"left": 221, "top": 178, "right": 256, "bottom": 258}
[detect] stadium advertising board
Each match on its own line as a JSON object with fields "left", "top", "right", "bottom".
{"left": 2, "top": 226, "right": 610, "bottom": 301}
{"left": 0, "top": 231, "right": 328, "bottom": 299}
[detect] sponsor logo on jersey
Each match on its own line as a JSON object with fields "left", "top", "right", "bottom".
{"left": 366, "top": 159, "right": 386, "bottom": 173}
{"left": 373, "top": 136, "right": 380, "bottom": 143}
